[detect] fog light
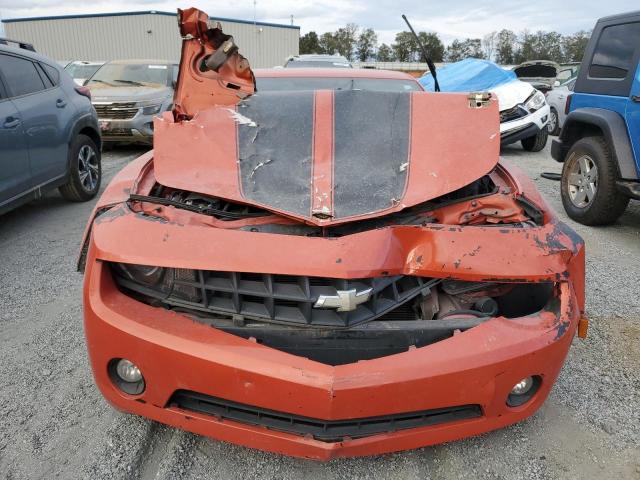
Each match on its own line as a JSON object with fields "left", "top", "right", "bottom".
{"left": 116, "top": 359, "right": 142, "bottom": 383}
{"left": 109, "top": 358, "right": 145, "bottom": 395}
{"left": 507, "top": 375, "right": 541, "bottom": 407}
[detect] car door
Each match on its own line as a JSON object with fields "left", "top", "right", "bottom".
{"left": 0, "top": 52, "right": 75, "bottom": 187}
{"left": 0, "top": 69, "right": 31, "bottom": 206}
{"left": 626, "top": 58, "right": 640, "bottom": 175}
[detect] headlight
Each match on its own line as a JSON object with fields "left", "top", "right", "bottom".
{"left": 111, "top": 263, "right": 201, "bottom": 301}
{"left": 524, "top": 90, "right": 546, "bottom": 112}
{"left": 142, "top": 104, "right": 162, "bottom": 115}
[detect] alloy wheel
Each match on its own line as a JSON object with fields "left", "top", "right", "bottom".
{"left": 547, "top": 110, "right": 557, "bottom": 133}
{"left": 566, "top": 154, "right": 598, "bottom": 208}
{"left": 78, "top": 144, "right": 99, "bottom": 192}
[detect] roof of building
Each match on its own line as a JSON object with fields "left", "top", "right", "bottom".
{"left": 1, "top": 10, "right": 300, "bottom": 30}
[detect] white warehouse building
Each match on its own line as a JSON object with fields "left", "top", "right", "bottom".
{"left": 1, "top": 10, "right": 299, "bottom": 68}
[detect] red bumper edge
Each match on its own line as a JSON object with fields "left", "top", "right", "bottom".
{"left": 84, "top": 260, "right": 580, "bottom": 460}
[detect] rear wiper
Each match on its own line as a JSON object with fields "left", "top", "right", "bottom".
{"left": 129, "top": 194, "right": 270, "bottom": 220}
{"left": 114, "top": 79, "right": 144, "bottom": 86}
{"left": 402, "top": 14, "right": 440, "bottom": 92}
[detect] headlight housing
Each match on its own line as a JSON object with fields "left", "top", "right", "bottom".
{"left": 524, "top": 90, "right": 546, "bottom": 112}
{"left": 142, "top": 104, "right": 163, "bottom": 115}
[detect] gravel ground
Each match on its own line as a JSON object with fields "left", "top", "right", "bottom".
{"left": 0, "top": 142, "right": 639, "bottom": 480}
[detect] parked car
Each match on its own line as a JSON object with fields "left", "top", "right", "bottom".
{"left": 513, "top": 60, "right": 560, "bottom": 94}
{"left": 284, "top": 54, "right": 352, "bottom": 68}
{"left": 64, "top": 60, "right": 105, "bottom": 85}
{"left": 545, "top": 77, "right": 576, "bottom": 135}
{"left": 420, "top": 59, "right": 550, "bottom": 152}
{"left": 86, "top": 59, "right": 177, "bottom": 145}
{"left": 79, "top": 8, "right": 586, "bottom": 460}
{"left": 551, "top": 10, "right": 640, "bottom": 226}
{"left": 0, "top": 38, "right": 102, "bottom": 215}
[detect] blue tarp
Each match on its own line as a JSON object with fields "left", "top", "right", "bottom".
{"left": 419, "top": 58, "right": 517, "bottom": 92}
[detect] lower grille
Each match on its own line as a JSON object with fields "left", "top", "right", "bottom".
{"left": 168, "top": 390, "right": 482, "bottom": 442}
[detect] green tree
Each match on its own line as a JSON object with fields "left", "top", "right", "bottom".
{"left": 334, "top": 23, "right": 359, "bottom": 60}
{"left": 496, "top": 29, "right": 517, "bottom": 64}
{"left": 319, "top": 32, "right": 338, "bottom": 55}
{"left": 299, "top": 31, "right": 320, "bottom": 54}
{"left": 482, "top": 31, "right": 497, "bottom": 61}
{"left": 417, "top": 31, "right": 445, "bottom": 62}
{"left": 563, "top": 30, "right": 591, "bottom": 62}
{"left": 445, "top": 38, "right": 484, "bottom": 62}
{"left": 392, "top": 31, "right": 417, "bottom": 61}
{"left": 357, "top": 28, "right": 378, "bottom": 61}
{"left": 515, "top": 30, "right": 535, "bottom": 63}
{"left": 376, "top": 43, "right": 394, "bottom": 61}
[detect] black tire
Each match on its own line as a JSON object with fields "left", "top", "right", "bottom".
{"left": 59, "top": 134, "right": 102, "bottom": 202}
{"left": 547, "top": 108, "right": 561, "bottom": 136}
{"left": 560, "top": 136, "right": 629, "bottom": 226}
{"left": 521, "top": 128, "right": 548, "bottom": 152}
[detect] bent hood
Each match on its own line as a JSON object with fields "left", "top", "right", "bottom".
{"left": 153, "top": 90, "right": 500, "bottom": 226}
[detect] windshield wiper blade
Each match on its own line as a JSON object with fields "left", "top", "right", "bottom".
{"left": 114, "top": 79, "right": 144, "bottom": 86}
{"left": 90, "top": 79, "right": 116, "bottom": 86}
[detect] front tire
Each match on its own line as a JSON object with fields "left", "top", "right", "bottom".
{"left": 521, "top": 128, "right": 548, "bottom": 152}
{"left": 59, "top": 134, "right": 102, "bottom": 202}
{"left": 547, "top": 108, "right": 560, "bottom": 136}
{"left": 560, "top": 136, "right": 629, "bottom": 225}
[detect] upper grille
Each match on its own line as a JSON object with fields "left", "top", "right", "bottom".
{"left": 169, "top": 390, "right": 483, "bottom": 442}
{"left": 93, "top": 102, "right": 139, "bottom": 120}
{"left": 113, "top": 267, "right": 435, "bottom": 328}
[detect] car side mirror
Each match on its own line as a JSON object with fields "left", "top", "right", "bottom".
{"left": 553, "top": 80, "right": 560, "bottom": 87}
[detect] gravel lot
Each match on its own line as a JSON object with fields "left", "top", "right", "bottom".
{"left": 1, "top": 141, "right": 639, "bottom": 480}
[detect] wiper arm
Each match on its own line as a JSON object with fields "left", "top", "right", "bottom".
{"left": 129, "top": 194, "right": 270, "bottom": 220}
{"left": 402, "top": 14, "right": 440, "bottom": 92}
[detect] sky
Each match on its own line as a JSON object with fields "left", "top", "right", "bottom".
{"left": 0, "top": 0, "right": 638, "bottom": 44}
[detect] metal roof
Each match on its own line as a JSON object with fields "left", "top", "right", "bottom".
{"left": 1, "top": 10, "right": 300, "bottom": 30}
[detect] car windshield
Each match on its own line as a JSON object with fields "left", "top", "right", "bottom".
{"left": 256, "top": 77, "right": 422, "bottom": 92}
{"left": 286, "top": 61, "right": 351, "bottom": 68}
{"left": 65, "top": 63, "right": 102, "bottom": 80}
{"left": 88, "top": 63, "right": 170, "bottom": 87}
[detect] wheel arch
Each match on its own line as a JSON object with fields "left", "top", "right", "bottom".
{"left": 67, "top": 114, "right": 102, "bottom": 173}
{"left": 558, "top": 108, "right": 637, "bottom": 180}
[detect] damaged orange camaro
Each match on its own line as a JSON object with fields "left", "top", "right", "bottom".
{"left": 79, "top": 8, "right": 587, "bottom": 460}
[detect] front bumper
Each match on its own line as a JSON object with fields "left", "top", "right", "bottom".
{"left": 82, "top": 190, "right": 585, "bottom": 459}
{"left": 500, "top": 104, "right": 550, "bottom": 146}
{"left": 85, "top": 259, "right": 580, "bottom": 459}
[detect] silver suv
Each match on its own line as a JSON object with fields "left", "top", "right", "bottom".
{"left": 87, "top": 60, "right": 177, "bottom": 145}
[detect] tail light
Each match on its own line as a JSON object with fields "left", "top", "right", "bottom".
{"left": 75, "top": 86, "right": 91, "bottom": 100}
{"left": 564, "top": 93, "right": 573, "bottom": 115}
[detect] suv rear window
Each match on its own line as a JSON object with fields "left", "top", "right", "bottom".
{"left": 0, "top": 54, "right": 46, "bottom": 97}
{"left": 590, "top": 22, "right": 640, "bottom": 79}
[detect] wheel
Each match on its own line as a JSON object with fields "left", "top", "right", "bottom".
{"left": 547, "top": 108, "right": 560, "bottom": 136}
{"left": 59, "top": 134, "right": 101, "bottom": 202}
{"left": 521, "top": 128, "right": 548, "bottom": 152}
{"left": 560, "top": 136, "right": 629, "bottom": 225}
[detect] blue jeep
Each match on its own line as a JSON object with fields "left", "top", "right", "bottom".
{"left": 551, "top": 11, "right": 640, "bottom": 225}
{"left": 0, "top": 38, "right": 102, "bottom": 215}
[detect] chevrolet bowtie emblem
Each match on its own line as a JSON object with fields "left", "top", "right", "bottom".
{"left": 313, "top": 288, "right": 373, "bottom": 312}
